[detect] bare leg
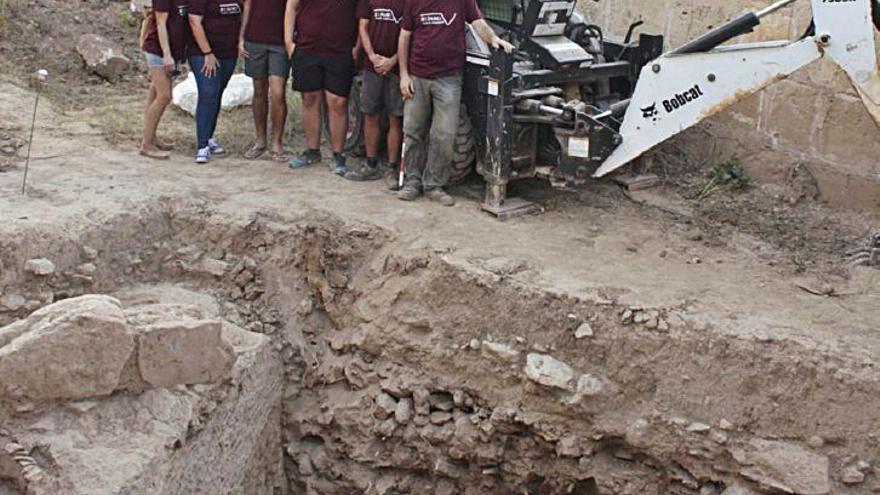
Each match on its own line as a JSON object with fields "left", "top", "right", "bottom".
{"left": 141, "top": 67, "right": 172, "bottom": 155}
{"left": 364, "top": 113, "right": 381, "bottom": 158}
{"left": 252, "top": 78, "right": 269, "bottom": 148}
{"left": 268, "top": 75, "right": 288, "bottom": 153}
{"left": 325, "top": 90, "right": 348, "bottom": 154}
{"left": 301, "top": 90, "right": 323, "bottom": 150}
{"left": 387, "top": 115, "right": 402, "bottom": 164}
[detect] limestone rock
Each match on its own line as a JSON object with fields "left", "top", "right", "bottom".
{"left": 413, "top": 387, "right": 431, "bottom": 415}
{"left": 730, "top": 439, "right": 830, "bottom": 495}
{"left": 574, "top": 322, "right": 594, "bottom": 339}
{"left": 0, "top": 293, "right": 26, "bottom": 312}
{"left": 687, "top": 422, "right": 711, "bottom": 433}
{"left": 137, "top": 319, "right": 235, "bottom": 388}
{"left": 567, "top": 373, "right": 604, "bottom": 403}
{"left": 524, "top": 354, "right": 576, "bottom": 391}
{"left": 721, "top": 484, "right": 758, "bottom": 495}
{"left": 394, "top": 398, "right": 413, "bottom": 424}
{"left": 430, "top": 411, "right": 453, "bottom": 425}
{"left": 481, "top": 340, "right": 519, "bottom": 361}
{"left": 841, "top": 461, "right": 870, "bottom": 484}
{"left": 374, "top": 392, "right": 398, "bottom": 419}
{"left": 197, "top": 258, "right": 229, "bottom": 278}
{"left": 0, "top": 295, "right": 134, "bottom": 401}
{"left": 24, "top": 258, "right": 55, "bottom": 276}
{"left": 75, "top": 34, "right": 130, "bottom": 82}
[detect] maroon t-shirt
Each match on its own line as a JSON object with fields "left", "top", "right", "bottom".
{"left": 189, "top": 0, "right": 243, "bottom": 59}
{"left": 401, "top": 0, "right": 482, "bottom": 79}
{"left": 356, "top": 0, "right": 405, "bottom": 73}
{"left": 295, "top": 0, "right": 358, "bottom": 57}
{"left": 244, "top": 0, "right": 285, "bottom": 45}
{"left": 142, "top": 0, "right": 190, "bottom": 62}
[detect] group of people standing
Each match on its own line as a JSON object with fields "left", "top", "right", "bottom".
{"left": 140, "top": 0, "right": 512, "bottom": 205}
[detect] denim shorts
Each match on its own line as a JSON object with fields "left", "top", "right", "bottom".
{"left": 145, "top": 52, "right": 181, "bottom": 72}
{"left": 145, "top": 52, "right": 165, "bottom": 68}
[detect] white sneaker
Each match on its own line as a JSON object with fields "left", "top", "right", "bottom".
{"left": 195, "top": 147, "right": 210, "bottom": 164}
{"left": 207, "top": 138, "right": 225, "bottom": 156}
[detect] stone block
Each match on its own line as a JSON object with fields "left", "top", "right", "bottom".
{"left": 0, "top": 295, "right": 134, "bottom": 401}
{"left": 137, "top": 319, "right": 235, "bottom": 388}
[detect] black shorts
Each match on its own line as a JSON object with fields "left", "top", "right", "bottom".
{"left": 291, "top": 50, "right": 355, "bottom": 97}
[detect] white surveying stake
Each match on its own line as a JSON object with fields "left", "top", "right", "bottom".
{"left": 593, "top": 0, "right": 880, "bottom": 177}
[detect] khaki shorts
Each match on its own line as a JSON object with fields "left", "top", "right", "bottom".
{"left": 360, "top": 69, "right": 403, "bottom": 117}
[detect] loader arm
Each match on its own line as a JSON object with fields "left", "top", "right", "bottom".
{"left": 593, "top": 0, "right": 880, "bottom": 178}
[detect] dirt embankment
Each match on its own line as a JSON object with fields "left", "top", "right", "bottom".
{"left": 0, "top": 199, "right": 878, "bottom": 494}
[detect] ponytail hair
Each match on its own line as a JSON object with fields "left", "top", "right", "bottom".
{"left": 140, "top": 7, "right": 155, "bottom": 49}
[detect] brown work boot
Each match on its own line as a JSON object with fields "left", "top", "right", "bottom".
{"left": 425, "top": 187, "right": 455, "bottom": 207}
{"left": 398, "top": 184, "right": 421, "bottom": 201}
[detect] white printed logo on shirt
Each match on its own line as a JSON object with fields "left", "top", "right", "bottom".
{"left": 419, "top": 12, "right": 457, "bottom": 26}
{"left": 373, "top": 8, "right": 400, "bottom": 23}
{"left": 219, "top": 3, "right": 241, "bottom": 15}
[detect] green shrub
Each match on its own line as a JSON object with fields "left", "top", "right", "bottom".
{"left": 698, "top": 157, "right": 751, "bottom": 199}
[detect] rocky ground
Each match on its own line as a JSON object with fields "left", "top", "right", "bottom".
{"left": 0, "top": 73, "right": 879, "bottom": 494}
{"left": 1, "top": 1, "right": 880, "bottom": 493}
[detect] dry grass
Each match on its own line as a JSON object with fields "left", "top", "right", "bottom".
{"left": 92, "top": 83, "right": 304, "bottom": 155}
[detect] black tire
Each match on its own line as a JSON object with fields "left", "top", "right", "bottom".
{"left": 874, "top": 0, "right": 880, "bottom": 31}
{"left": 322, "top": 74, "right": 364, "bottom": 155}
{"left": 450, "top": 104, "right": 476, "bottom": 184}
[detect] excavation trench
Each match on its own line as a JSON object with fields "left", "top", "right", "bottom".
{"left": 0, "top": 200, "right": 878, "bottom": 495}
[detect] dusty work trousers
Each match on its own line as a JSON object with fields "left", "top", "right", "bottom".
{"left": 403, "top": 74, "right": 462, "bottom": 190}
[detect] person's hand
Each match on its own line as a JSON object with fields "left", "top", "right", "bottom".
{"left": 286, "top": 41, "right": 295, "bottom": 58}
{"left": 400, "top": 73, "right": 414, "bottom": 100}
{"left": 163, "top": 54, "right": 176, "bottom": 74}
{"left": 375, "top": 56, "right": 396, "bottom": 76}
{"left": 370, "top": 53, "right": 386, "bottom": 68}
{"left": 352, "top": 45, "right": 361, "bottom": 62}
{"left": 491, "top": 37, "right": 515, "bottom": 53}
{"left": 202, "top": 53, "right": 219, "bottom": 77}
{"left": 239, "top": 39, "right": 249, "bottom": 59}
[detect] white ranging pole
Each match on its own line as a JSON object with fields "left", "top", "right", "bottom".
{"left": 399, "top": 142, "right": 406, "bottom": 189}
{"left": 593, "top": 0, "right": 880, "bottom": 178}
{"left": 22, "top": 69, "right": 48, "bottom": 195}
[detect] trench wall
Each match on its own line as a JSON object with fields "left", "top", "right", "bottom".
{"left": 578, "top": 0, "right": 880, "bottom": 212}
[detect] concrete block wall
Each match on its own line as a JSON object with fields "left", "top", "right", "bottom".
{"left": 577, "top": 0, "right": 880, "bottom": 212}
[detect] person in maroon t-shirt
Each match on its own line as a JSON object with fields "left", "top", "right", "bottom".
{"left": 188, "top": 0, "right": 243, "bottom": 163}
{"left": 397, "top": 0, "right": 512, "bottom": 206}
{"left": 284, "top": 0, "right": 360, "bottom": 175}
{"left": 139, "top": 0, "right": 190, "bottom": 160}
{"left": 343, "top": 0, "right": 406, "bottom": 186}
{"left": 238, "top": 0, "right": 288, "bottom": 162}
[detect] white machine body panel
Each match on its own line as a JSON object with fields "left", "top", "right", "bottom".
{"left": 594, "top": 0, "right": 879, "bottom": 178}
{"left": 594, "top": 39, "right": 820, "bottom": 177}
{"left": 811, "top": 0, "right": 880, "bottom": 124}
